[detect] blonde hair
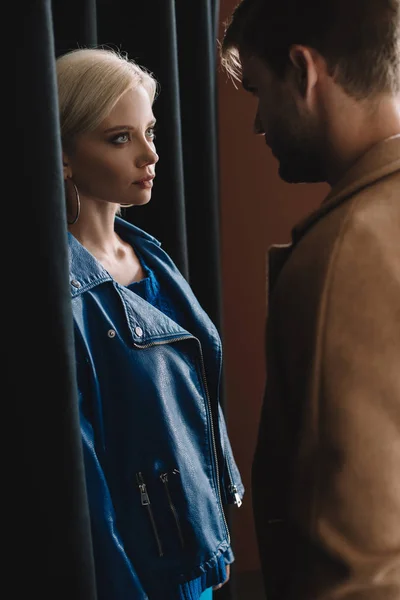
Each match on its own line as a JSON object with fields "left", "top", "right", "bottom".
{"left": 56, "top": 47, "right": 158, "bottom": 150}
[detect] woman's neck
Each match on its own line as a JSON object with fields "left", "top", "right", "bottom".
{"left": 68, "top": 204, "right": 121, "bottom": 257}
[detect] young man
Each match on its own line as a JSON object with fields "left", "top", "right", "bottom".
{"left": 220, "top": 1, "right": 400, "bottom": 598}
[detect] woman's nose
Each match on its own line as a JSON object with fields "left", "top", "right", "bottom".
{"left": 137, "top": 146, "right": 159, "bottom": 168}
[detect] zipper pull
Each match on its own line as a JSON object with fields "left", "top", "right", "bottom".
{"left": 137, "top": 472, "right": 151, "bottom": 506}
{"left": 136, "top": 472, "right": 164, "bottom": 557}
{"left": 160, "top": 470, "right": 185, "bottom": 548}
{"left": 230, "top": 484, "right": 242, "bottom": 507}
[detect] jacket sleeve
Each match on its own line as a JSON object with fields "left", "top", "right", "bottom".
{"left": 299, "top": 216, "right": 400, "bottom": 598}
{"left": 79, "top": 396, "right": 148, "bottom": 600}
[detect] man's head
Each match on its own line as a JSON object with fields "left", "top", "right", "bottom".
{"left": 221, "top": 0, "right": 400, "bottom": 184}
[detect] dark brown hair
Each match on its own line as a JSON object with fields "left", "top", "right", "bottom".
{"left": 221, "top": 0, "right": 400, "bottom": 98}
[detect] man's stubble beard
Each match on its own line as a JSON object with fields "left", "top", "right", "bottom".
{"left": 272, "top": 104, "right": 327, "bottom": 184}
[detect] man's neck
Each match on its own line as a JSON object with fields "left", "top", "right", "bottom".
{"left": 326, "top": 93, "right": 400, "bottom": 186}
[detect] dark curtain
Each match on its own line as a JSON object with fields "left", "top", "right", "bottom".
{"left": 14, "top": 2, "right": 97, "bottom": 599}
{"left": 15, "top": 1, "right": 235, "bottom": 599}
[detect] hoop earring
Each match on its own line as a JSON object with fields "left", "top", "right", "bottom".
{"left": 66, "top": 179, "right": 81, "bottom": 225}
{"left": 120, "top": 203, "right": 134, "bottom": 208}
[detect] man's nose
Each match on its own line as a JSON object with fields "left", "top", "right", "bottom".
{"left": 253, "top": 110, "right": 265, "bottom": 135}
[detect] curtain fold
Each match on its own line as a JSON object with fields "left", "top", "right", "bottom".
{"left": 53, "top": 0, "right": 98, "bottom": 52}
{"left": 175, "top": 0, "right": 223, "bottom": 328}
{"left": 16, "top": 1, "right": 233, "bottom": 597}
{"left": 14, "top": 1, "right": 97, "bottom": 598}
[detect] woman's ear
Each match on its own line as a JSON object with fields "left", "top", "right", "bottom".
{"left": 62, "top": 152, "right": 72, "bottom": 180}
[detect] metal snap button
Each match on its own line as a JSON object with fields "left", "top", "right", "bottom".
{"left": 71, "top": 279, "right": 81, "bottom": 288}
{"left": 134, "top": 326, "right": 143, "bottom": 337}
{"left": 107, "top": 329, "right": 116, "bottom": 338}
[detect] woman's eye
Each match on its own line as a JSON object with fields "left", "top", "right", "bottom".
{"left": 146, "top": 127, "right": 156, "bottom": 140}
{"left": 112, "top": 133, "right": 130, "bottom": 144}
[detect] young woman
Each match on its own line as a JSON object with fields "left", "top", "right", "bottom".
{"left": 56, "top": 47, "right": 244, "bottom": 600}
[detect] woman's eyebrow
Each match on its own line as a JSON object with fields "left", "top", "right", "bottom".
{"left": 104, "top": 119, "right": 157, "bottom": 133}
{"left": 104, "top": 125, "right": 135, "bottom": 133}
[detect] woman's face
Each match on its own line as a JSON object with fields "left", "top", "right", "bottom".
{"left": 64, "top": 86, "right": 159, "bottom": 208}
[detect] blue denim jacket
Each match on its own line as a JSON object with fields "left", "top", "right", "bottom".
{"left": 68, "top": 217, "right": 244, "bottom": 599}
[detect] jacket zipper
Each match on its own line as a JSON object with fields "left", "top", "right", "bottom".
{"left": 160, "top": 470, "right": 185, "bottom": 548}
{"left": 226, "top": 462, "right": 242, "bottom": 506}
{"left": 136, "top": 472, "right": 164, "bottom": 557}
{"left": 195, "top": 339, "right": 231, "bottom": 542}
{"left": 229, "top": 484, "right": 242, "bottom": 507}
{"left": 134, "top": 335, "right": 231, "bottom": 543}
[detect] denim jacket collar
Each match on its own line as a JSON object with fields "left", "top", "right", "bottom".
{"left": 68, "top": 218, "right": 193, "bottom": 345}
{"left": 68, "top": 217, "right": 161, "bottom": 296}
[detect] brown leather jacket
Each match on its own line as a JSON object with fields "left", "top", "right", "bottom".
{"left": 252, "top": 135, "right": 400, "bottom": 600}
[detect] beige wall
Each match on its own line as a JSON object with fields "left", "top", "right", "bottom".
{"left": 217, "top": 0, "right": 329, "bottom": 574}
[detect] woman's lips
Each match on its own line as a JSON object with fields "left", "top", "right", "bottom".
{"left": 134, "top": 175, "right": 154, "bottom": 189}
{"left": 136, "top": 180, "right": 153, "bottom": 189}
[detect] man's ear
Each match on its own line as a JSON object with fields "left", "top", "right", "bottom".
{"left": 62, "top": 152, "right": 72, "bottom": 180}
{"left": 288, "top": 45, "right": 318, "bottom": 100}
